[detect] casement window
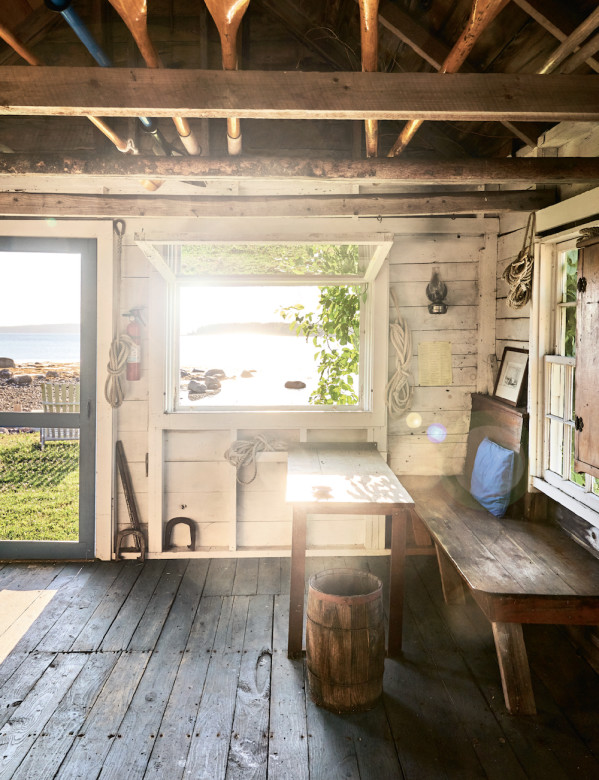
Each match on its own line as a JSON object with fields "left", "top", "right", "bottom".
{"left": 541, "top": 240, "right": 599, "bottom": 506}
{"left": 137, "top": 237, "right": 391, "bottom": 426}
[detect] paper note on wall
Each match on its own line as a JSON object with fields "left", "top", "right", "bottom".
{"left": 418, "top": 341, "right": 452, "bottom": 386}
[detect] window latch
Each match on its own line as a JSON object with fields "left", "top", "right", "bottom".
{"left": 575, "top": 415, "right": 584, "bottom": 432}
{"left": 577, "top": 276, "right": 587, "bottom": 294}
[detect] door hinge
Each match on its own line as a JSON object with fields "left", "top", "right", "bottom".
{"left": 575, "top": 415, "right": 584, "bottom": 432}
{"left": 577, "top": 276, "right": 587, "bottom": 294}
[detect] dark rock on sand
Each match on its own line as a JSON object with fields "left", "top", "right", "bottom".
{"left": 285, "top": 380, "right": 306, "bottom": 389}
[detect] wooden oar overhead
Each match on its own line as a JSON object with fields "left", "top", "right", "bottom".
{"left": 358, "top": 0, "right": 379, "bottom": 157}
{"left": 0, "top": 21, "right": 161, "bottom": 191}
{"left": 108, "top": 0, "right": 200, "bottom": 154}
{"left": 387, "top": 0, "right": 509, "bottom": 157}
{"left": 204, "top": 0, "right": 251, "bottom": 155}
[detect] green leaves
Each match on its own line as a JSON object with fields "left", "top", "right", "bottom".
{"left": 280, "top": 282, "right": 364, "bottom": 406}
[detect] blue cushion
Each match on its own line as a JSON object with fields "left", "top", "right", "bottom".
{"left": 470, "top": 438, "right": 515, "bottom": 517}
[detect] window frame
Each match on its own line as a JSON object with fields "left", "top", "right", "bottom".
{"left": 145, "top": 237, "right": 391, "bottom": 431}
{"left": 532, "top": 234, "right": 599, "bottom": 515}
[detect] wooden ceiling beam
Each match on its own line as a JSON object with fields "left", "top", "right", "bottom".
{"left": 1, "top": 68, "right": 598, "bottom": 121}
{"left": 512, "top": 0, "right": 599, "bottom": 73}
{"left": 1, "top": 154, "right": 597, "bottom": 184}
{"left": 0, "top": 190, "right": 554, "bottom": 218}
{"left": 357, "top": 0, "right": 540, "bottom": 148}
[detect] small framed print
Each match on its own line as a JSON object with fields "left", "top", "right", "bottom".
{"left": 493, "top": 347, "right": 529, "bottom": 407}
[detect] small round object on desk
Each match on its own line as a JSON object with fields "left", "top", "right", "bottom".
{"left": 306, "top": 568, "right": 384, "bottom": 713}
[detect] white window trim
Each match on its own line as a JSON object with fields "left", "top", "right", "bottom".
{"left": 530, "top": 226, "right": 599, "bottom": 528}
{"left": 147, "top": 238, "right": 390, "bottom": 432}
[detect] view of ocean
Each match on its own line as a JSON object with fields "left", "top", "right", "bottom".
{"left": 0, "top": 333, "right": 80, "bottom": 363}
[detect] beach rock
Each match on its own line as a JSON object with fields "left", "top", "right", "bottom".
{"left": 0, "top": 427, "right": 8, "bottom": 434}
{"left": 241, "top": 370, "right": 255, "bottom": 378}
{"left": 10, "top": 374, "right": 33, "bottom": 386}
{"left": 204, "top": 376, "right": 221, "bottom": 390}
{"left": 285, "top": 380, "right": 306, "bottom": 389}
{"left": 45, "top": 370, "right": 59, "bottom": 378}
{"left": 0, "top": 358, "right": 15, "bottom": 368}
{"left": 180, "top": 369, "right": 191, "bottom": 377}
{"left": 0, "top": 369, "right": 12, "bottom": 380}
{"left": 35, "top": 374, "right": 45, "bottom": 380}
{"left": 205, "top": 368, "right": 226, "bottom": 378}
{"left": 188, "top": 379, "right": 207, "bottom": 394}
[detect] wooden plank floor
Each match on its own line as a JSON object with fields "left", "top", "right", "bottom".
{"left": 0, "top": 555, "right": 598, "bottom": 779}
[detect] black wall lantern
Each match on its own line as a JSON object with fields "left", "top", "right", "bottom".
{"left": 426, "top": 268, "right": 448, "bottom": 314}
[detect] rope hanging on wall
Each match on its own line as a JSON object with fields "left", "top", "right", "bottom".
{"left": 224, "top": 434, "right": 287, "bottom": 485}
{"left": 104, "top": 219, "right": 133, "bottom": 409}
{"left": 503, "top": 212, "right": 535, "bottom": 310}
{"left": 104, "top": 334, "right": 136, "bottom": 408}
{"left": 385, "top": 288, "right": 413, "bottom": 417}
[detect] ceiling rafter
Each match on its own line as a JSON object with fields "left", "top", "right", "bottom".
{"left": 3, "top": 69, "right": 598, "bottom": 122}
{"left": 2, "top": 153, "right": 598, "bottom": 185}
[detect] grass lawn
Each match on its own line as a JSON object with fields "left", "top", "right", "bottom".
{"left": 0, "top": 433, "right": 79, "bottom": 541}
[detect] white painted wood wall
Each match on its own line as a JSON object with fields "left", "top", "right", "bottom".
{"left": 113, "top": 216, "right": 500, "bottom": 558}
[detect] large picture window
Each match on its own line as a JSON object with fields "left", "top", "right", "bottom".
{"left": 137, "top": 239, "right": 390, "bottom": 418}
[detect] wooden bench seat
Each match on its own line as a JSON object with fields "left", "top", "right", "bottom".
{"left": 402, "top": 394, "right": 599, "bottom": 715}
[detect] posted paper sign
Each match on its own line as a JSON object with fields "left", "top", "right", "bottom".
{"left": 418, "top": 341, "right": 452, "bottom": 386}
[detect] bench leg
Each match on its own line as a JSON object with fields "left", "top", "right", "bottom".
{"left": 288, "top": 508, "right": 307, "bottom": 659}
{"left": 491, "top": 621, "right": 536, "bottom": 715}
{"left": 435, "top": 543, "right": 466, "bottom": 605}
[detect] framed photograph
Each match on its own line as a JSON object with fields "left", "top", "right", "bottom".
{"left": 493, "top": 347, "right": 529, "bottom": 407}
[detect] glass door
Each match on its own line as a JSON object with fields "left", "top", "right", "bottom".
{"left": 0, "top": 237, "right": 96, "bottom": 559}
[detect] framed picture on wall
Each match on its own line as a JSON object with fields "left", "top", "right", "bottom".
{"left": 493, "top": 347, "right": 529, "bottom": 407}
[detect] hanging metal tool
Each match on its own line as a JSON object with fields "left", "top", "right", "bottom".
{"left": 358, "top": 0, "right": 379, "bottom": 157}
{"left": 0, "top": 21, "right": 162, "bottom": 192}
{"left": 107, "top": 0, "right": 200, "bottom": 155}
{"left": 44, "top": 0, "right": 173, "bottom": 157}
{"left": 204, "top": 0, "right": 250, "bottom": 155}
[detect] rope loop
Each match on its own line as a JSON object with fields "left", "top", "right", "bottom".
{"left": 385, "top": 288, "right": 413, "bottom": 417}
{"left": 503, "top": 212, "right": 535, "bottom": 310}
{"left": 104, "top": 334, "right": 136, "bottom": 408}
{"left": 224, "top": 435, "right": 287, "bottom": 485}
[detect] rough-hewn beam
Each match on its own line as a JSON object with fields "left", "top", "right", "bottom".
{"left": 513, "top": 0, "right": 599, "bottom": 73}
{"left": 0, "top": 154, "right": 597, "bottom": 184}
{"left": 0, "top": 190, "right": 554, "bottom": 218}
{"left": 0, "top": 68, "right": 597, "bottom": 121}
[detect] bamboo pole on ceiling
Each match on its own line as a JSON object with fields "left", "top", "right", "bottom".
{"left": 387, "top": 0, "right": 509, "bottom": 157}
{"left": 358, "top": 0, "right": 379, "bottom": 158}
{"left": 538, "top": 6, "right": 599, "bottom": 74}
{"left": 0, "top": 21, "right": 162, "bottom": 191}
{"left": 204, "top": 0, "right": 251, "bottom": 156}
{"left": 107, "top": 0, "right": 200, "bottom": 155}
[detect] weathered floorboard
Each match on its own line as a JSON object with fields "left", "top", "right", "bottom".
{"left": 0, "top": 557, "right": 596, "bottom": 779}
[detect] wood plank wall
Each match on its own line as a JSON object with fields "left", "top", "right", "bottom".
{"left": 114, "top": 219, "right": 495, "bottom": 555}
{"left": 496, "top": 213, "right": 531, "bottom": 364}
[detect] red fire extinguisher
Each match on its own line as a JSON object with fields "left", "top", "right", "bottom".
{"left": 123, "top": 308, "right": 144, "bottom": 381}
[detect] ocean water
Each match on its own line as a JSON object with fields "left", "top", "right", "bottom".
{"left": 0, "top": 333, "right": 80, "bottom": 363}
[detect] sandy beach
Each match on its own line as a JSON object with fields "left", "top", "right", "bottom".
{"left": 0, "top": 361, "right": 80, "bottom": 413}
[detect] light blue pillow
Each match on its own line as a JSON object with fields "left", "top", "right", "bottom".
{"left": 470, "top": 438, "right": 515, "bottom": 517}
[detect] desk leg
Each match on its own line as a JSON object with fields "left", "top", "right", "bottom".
{"left": 288, "top": 507, "right": 307, "bottom": 658}
{"left": 387, "top": 507, "right": 407, "bottom": 657}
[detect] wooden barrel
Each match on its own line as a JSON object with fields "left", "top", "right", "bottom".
{"left": 306, "top": 568, "right": 385, "bottom": 713}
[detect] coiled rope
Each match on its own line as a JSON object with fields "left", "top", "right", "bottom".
{"left": 104, "top": 334, "right": 136, "bottom": 408}
{"left": 503, "top": 212, "right": 535, "bottom": 310}
{"left": 385, "top": 288, "right": 412, "bottom": 417}
{"left": 224, "top": 434, "right": 287, "bottom": 484}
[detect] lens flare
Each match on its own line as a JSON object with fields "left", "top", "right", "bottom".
{"left": 405, "top": 412, "right": 422, "bottom": 429}
{"left": 45, "top": 218, "right": 57, "bottom": 227}
{"left": 427, "top": 423, "right": 447, "bottom": 443}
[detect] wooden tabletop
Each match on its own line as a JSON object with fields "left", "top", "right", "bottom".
{"left": 286, "top": 442, "right": 413, "bottom": 510}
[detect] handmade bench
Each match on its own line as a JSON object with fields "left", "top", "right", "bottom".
{"left": 286, "top": 442, "right": 414, "bottom": 659}
{"left": 402, "top": 393, "right": 599, "bottom": 715}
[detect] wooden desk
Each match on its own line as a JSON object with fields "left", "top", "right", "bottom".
{"left": 285, "top": 442, "right": 414, "bottom": 658}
